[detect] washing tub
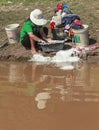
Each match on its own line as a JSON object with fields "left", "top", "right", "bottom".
{"left": 37, "top": 40, "right": 65, "bottom": 53}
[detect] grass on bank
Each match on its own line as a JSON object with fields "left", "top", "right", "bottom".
{"left": 0, "top": 0, "right": 99, "bottom": 44}
{"left": 0, "top": 0, "right": 58, "bottom": 5}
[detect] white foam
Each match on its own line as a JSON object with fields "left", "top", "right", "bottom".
{"left": 29, "top": 53, "right": 51, "bottom": 62}
{"left": 51, "top": 49, "right": 80, "bottom": 63}
{"left": 67, "top": 57, "right": 80, "bottom": 62}
{"left": 29, "top": 49, "right": 80, "bottom": 70}
{"left": 60, "top": 65, "right": 74, "bottom": 70}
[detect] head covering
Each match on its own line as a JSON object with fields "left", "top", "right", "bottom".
{"left": 30, "top": 9, "right": 47, "bottom": 26}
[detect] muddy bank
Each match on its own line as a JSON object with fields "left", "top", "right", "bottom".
{"left": 0, "top": 41, "right": 99, "bottom": 62}
{"left": 0, "top": 42, "right": 32, "bottom": 62}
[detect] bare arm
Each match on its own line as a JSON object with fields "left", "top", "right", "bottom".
{"left": 39, "top": 28, "right": 47, "bottom": 40}
{"left": 28, "top": 33, "right": 45, "bottom": 55}
{"left": 39, "top": 28, "right": 56, "bottom": 43}
{"left": 28, "top": 33, "right": 44, "bottom": 43}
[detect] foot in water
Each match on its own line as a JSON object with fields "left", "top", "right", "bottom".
{"left": 31, "top": 50, "right": 38, "bottom": 55}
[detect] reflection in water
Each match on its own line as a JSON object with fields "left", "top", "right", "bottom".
{"left": 0, "top": 61, "right": 99, "bottom": 103}
{"left": 9, "top": 64, "right": 25, "bottom": 82}
{"left": 35, "top": 92, "right": 51, "bottom": 109}
{"left": 0, "top": 61, "right": 99, "bottom": 130}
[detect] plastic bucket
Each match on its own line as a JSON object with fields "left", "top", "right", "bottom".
{"left": 73, "top": 24, "right": 89, "bottom": 47}
{"left": 5, "top": 24, "right": 20, "bottom": 44}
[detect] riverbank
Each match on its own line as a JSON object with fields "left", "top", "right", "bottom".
{"left": 0, "top": 40, "right": 99, "bottom": 62}
{"left": 0, "top": 42, "right": 32, "bottom": 61}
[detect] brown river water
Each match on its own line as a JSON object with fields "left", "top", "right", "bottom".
{"left": 0, "top": 61, "right": 99, "bottom": 130}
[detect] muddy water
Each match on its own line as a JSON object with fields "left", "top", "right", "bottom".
{"left": 0, "top": 61, "right": 99, "bottom": 130}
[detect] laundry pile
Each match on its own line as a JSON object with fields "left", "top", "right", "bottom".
{"left": 50, "top": 3, "right": 84, "bottom": 40}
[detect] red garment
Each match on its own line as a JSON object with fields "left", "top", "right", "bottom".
{"left": 74, "top": 19, "right": 82, "bottom": 26}
{"left": 55, "top": 3, "right": 63, "bottom": 12}
{"left": 50, "top": 21, "right": 55, "bottom": 30}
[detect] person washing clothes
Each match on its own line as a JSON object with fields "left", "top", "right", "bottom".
{"left": 20, "top": 9, "right": 51, "bottom": 55}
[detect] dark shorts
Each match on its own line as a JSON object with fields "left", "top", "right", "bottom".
{"left": 21, "top": 27, "right": 48, "bottom": 50}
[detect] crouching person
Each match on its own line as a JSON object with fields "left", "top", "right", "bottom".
{"left": 20, "top": 9, "right": 48, "bottom": 55}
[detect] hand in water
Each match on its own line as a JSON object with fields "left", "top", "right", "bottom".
{"left": 46, "top": 38, "right": 56, "bottom": 43}
{"left": 39, "top": 39, "right": 45, "bottom": 43}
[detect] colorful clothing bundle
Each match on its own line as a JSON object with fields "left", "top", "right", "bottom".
{"left": 50, "top": 3, "right": 84, "bottom": 40}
